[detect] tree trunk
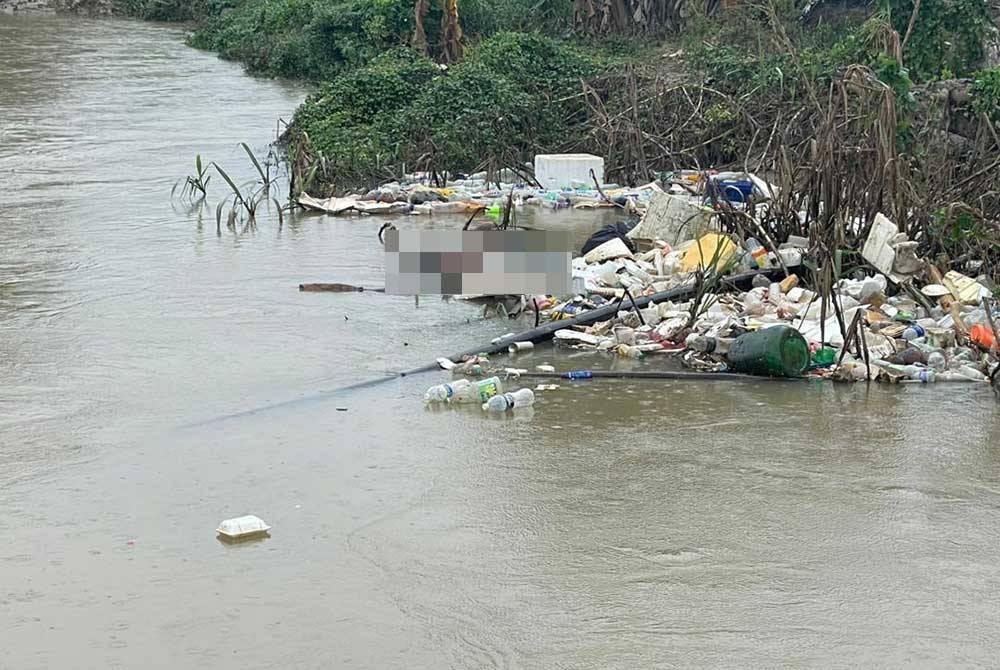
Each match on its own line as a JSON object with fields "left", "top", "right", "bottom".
{"left": 412, "top": 0, "right": 430, "bottom": 55}
{"left": 440, "top": 0, "right": 465, "bottom": 63}
{"left": 574, "top": 0, "right": 685, "bottom": 35}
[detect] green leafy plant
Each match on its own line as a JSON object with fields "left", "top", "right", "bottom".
{"left": 171, "top": 154, "right": 211, "bottom": 201}
{"left": 240, "top": 142, "right": 278, "bottom": 191}
{"left": 286, "top": 32, "right": 598, "bottom": 193}
{"left": 213, "top": 163, "right": 284, "bottom": 231}
{"left": 884, "top": 0, "right": 994, "bottom": 81}
{"left": 971, "top": 67, "right": 1000, "bottom": 123}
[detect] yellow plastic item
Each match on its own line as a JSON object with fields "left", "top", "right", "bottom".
{"left": 679, "top": 233, "right": 737, "bottom": 273}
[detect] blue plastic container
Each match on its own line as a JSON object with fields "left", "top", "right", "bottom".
{"left": 711, "top": 179, "right": 754, "bottom": 203}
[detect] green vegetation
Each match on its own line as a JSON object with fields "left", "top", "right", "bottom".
{"left": 114, "top": 0, "right": 210, "bottom": 21}
{"left": 185, "top": 0, "right": 574, "bottom": 80}
{"left": 187, "top": 0, "right": 414, "bottom": 79}
{"left": 172, "top": 153, "right": 211, "bottom": 200}
{"left": 886, "top": 0, "right": 994, "bottom": 81}
{"left": 971, "top": 66, "right": 1000, "bottom": 122}
{"left": 287, "top": 32, "right": 600, "bottom": 193}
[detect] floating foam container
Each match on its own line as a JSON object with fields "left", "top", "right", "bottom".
{"left": 217, "top": 515, "right": 271, "bottom": 541}
{"left": 534, "top": 153, "right": 604, "bottom": 190}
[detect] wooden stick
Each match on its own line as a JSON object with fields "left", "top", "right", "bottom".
{"left": 590, "top": 168, "right": 625, "bottom": 209}
{"left": 859, "top": 316, "right": 872, "bottom": 382}
{"left": 299, "top": 283, "right": 384, "bottom": 293}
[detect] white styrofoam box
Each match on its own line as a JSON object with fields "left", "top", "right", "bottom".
{"left": 534, "top": 154, "right": 604, "bottom": 190}
{"left": 217, "top": 515, "right": 271, "bottom": 540}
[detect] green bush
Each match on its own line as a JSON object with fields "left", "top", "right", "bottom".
{"left": 461, "top": 0, "right": 573, "bottom": 36}
{"left": 971, "top": 67, "right": 1000, "bottom": 122}
{"left": 288, "top": 31, "right": 600, "bottom": 190}
{"left": 885, "top": 0, "right": 994, "bottom": 80}
{"left": 114, "top": 0, "right": 209, "bottom": 20}
{"left": 293, "top": 49, "right": 441, "bottom": 158}
{"left": 187, "top": 0, "right": 578, "bottom": 80}
{"left": 189, "top": 0, "right": 414, "bottom": 79}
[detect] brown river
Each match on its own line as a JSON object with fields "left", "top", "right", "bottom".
{"left": 2, "top": 13, "right": 1000, "bottom": 669}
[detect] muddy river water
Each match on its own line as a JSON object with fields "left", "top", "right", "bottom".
{"left": 2, "top": 13, "right": 1000, "bottom": 669}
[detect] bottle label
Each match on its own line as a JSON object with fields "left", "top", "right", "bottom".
{"left": 475, "top": 377, "right": 501, "bottom": 402}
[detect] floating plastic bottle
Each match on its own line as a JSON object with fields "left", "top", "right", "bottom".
{"left": 949, "top": 364, "right": 988, "bottom": 381}
{"left": 425, "top": 379, "right": 473, "bottom": 403}
{"left": 935, "top": 370, "right": 987, "bottom": 382}
{"left": 877, "top": 362, "right": 936, "bottom": 382}
{"left": 614, "top": 343, "right": 645, "bottom": 359}
{"left": 482, "top": 388, "right": 535, "bottom": 412}
{"left": 726, "top": 326, "right": 810, "bottom": 378}
{"left": 563, "top": 370, "right": 593, "bottom": 380}
{"left": 425, "top": 376, "right": 503, "bottom": 403}
{"left": 902, "top": 324, "right": 926, "bottom": 341}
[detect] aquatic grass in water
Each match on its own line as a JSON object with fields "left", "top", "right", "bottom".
{"left": 213, "top": 162, "right": 284, "bottom": 232}
{"left": 171, "top": 154, "right": 211, "bottom": 201}
{"left": 170, "top": 143, "right": 288, "bottom": 232}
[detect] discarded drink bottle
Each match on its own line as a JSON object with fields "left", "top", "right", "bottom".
{"left": 614, "top": 343, "right": 645, "bottom": 359}
{"left": 482, "top": 388, "right": 535, "bottom": 412}
{"left": 425, "top": 378, "right": 473, "bottom": 403}
{"left": 425, "top": 376, "right": 503, "bottom": 403}
{"left": 902, "top": 324, "right": 926, "bottom": 341}
{"left": 726, "top": 326, "right": 810, "bottom": 377}
{"left": 935, "top": 369, "right": 987, "bottom": 382}
{"left": 877, "top": 362, "right": 936, "bottom": 382}
{"left": 949, "top": 364, "right": 988, "bottom": 381}
{"left": 563, "top": 370, "right": 593, "bottom": 380}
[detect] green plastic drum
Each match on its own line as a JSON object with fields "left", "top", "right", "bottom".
{"left": 726, "top": 325, "right": 810, "bottom": 378}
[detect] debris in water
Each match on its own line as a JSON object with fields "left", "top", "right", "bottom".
{"left": 217, "top": 515, "right": 271, "bottom": 542}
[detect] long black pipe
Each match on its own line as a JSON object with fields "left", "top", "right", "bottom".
{"left": 513, "top": 370, "right": 804, "bottom": 382}
{"left": 398, "top": 268, "right": 785, "bottom": 377}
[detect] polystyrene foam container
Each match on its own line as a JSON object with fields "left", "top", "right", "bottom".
{"left": 217, "top": 515, "right": 271, "bottom": 540}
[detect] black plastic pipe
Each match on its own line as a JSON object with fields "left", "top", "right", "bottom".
{"left": 514, "top": 369, "right": 805, "bottom": 382}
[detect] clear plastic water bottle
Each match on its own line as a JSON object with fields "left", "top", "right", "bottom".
{"left": 879, "top": 362, "right": 936, "bottom": 382}
{"left": 949, "top": 364, "right": 988, "bottom": 381}
{"left": 936, "top": 370, "right": 987, "bottom": 382}
{"left": 614, "top": 344, "right": 645, "bottom": 359}
{"left": 482, "top": 388, "right": 535, "bottom": 412}
{"left": 425, "top": 378, "right": 473, "bottom": 403}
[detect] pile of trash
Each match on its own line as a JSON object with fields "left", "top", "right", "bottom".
{"left": 534, "top": 199, "right": 1000, "bottom": 385}
{"left": 296, "top": 155, "right": 782, "bottom": 219}
{"left": 371, "top": 158, "right": 1000, "bottom": 394}
{"left": 298, "top": 173, "right": 661, "bottom": 217}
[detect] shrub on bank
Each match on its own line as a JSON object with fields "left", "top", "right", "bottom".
{"left": 188, "top": 0, "right": 414, "bottom": 79}
{"left": 287, "top": 32, "right": 600, "bottom": 192}
{"left": 186, "top": 0, "right": 574, "bottom": 80}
